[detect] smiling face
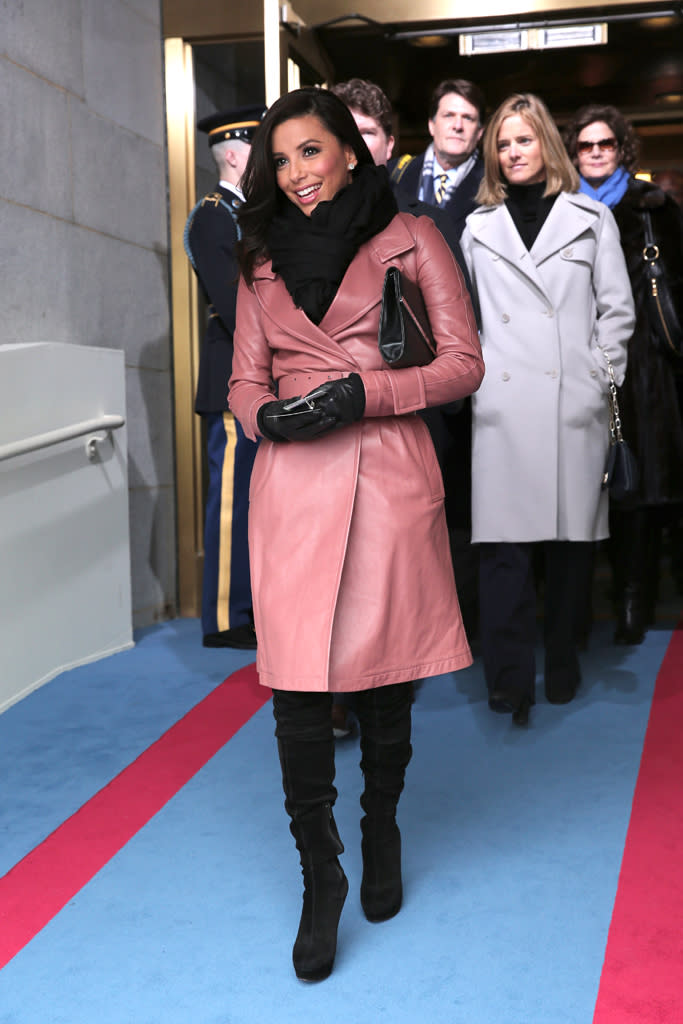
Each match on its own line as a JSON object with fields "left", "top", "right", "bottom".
{"left": 497, "top": 114, "right": 546, "bottom": 186}
{"left": 576, "top": 121, "right": 620, "bottom": 186}
{"left": 271, "top": 114, "right": 356, "bottom": 216}
{"left": 428, "top": 93, "right": 483, "bottom": 170}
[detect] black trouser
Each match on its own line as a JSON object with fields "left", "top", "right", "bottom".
{"left": 478, "top": 541, "right": 594, "bottom": 700}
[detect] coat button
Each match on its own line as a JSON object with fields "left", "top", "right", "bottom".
{"left": 590, "top": 369, "right": 598, "bottom": 377}
{"left": 501, "top": 312, "right": 510, "bottom": 323}
{"left": 562, "top": 247, "right": 574, "bottom": 258}
{"left": 502, "top": 371, "right": 511, "bottom": 381}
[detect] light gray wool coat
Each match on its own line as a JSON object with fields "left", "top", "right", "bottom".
{"left": 462, "top": 190, "right": 635, "bottom": 543}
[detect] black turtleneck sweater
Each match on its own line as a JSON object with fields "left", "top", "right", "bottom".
{"left": 504, "top": 181, "right": 558, "bottom": 250}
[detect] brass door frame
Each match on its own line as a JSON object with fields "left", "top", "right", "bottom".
{"left": 164, "top": 23, "right": 332, "bottom": 617}
{"left": 165, "top": 38, "right": 204, "bottom": 617}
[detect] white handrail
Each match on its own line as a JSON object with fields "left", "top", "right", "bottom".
{"left": 0, "top": 414, "right": 125, "bottom": 463}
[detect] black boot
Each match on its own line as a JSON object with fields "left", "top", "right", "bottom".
{"left": 289, "top": 803, "right": 349, "bottom": 982}
{"left": 355, "top": 683, "right": 413, "bottom": 923}
{"left": 273, "top": 691, "right": 347, "bottom": 982}
{"left": 610, "top": 508, "right": 652, "bottom": 646}
{"left": 614, "top": 582, "right": 646, "bottom": 645}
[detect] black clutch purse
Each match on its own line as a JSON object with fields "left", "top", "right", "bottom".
{"left": 378, "top": 266, "right": 436, "bottom": 368}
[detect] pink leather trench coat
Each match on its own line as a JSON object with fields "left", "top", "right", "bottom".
{"left": 229, "top": 213, "right": 484, "bottom": 692}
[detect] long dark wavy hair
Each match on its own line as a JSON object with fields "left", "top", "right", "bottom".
{"left": 563, "top": 104, "right": 640, "bottom": 175}
{"left": 237, "top": 88, "right": 373, "bottom": 284}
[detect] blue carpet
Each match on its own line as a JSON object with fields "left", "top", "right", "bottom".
{"left": 0, "top": 619, "right": 673, "bottom": 1023}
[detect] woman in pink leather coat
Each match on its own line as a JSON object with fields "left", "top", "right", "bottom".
{"left": 229, "top": 88, "right": 483, "bottom": 982}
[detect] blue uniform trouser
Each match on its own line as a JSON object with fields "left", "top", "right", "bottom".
{"left": 201, "top": 411, "right": 258, "bottom": 637}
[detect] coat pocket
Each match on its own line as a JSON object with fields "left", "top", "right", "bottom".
{"left": 411, "top": 415, "right": 446, "bottom": 504}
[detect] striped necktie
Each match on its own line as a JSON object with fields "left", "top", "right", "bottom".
{"left": 434, "top": 172, "right": 449, "bottom": 206}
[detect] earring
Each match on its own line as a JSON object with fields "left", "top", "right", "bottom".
{"left": 348, "top": 162, "right": 356, "bottom": 170}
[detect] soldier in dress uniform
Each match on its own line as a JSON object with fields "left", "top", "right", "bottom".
{"left": 184, "top": 105, "right": 266, "bottom": 648}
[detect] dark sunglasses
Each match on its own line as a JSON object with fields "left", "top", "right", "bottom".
{"left": 577, "top": 138, "right": 618, "bottom": 154}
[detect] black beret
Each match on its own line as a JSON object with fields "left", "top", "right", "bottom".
{"left": 197, "top": 105, "right": 267, "bottom": 146}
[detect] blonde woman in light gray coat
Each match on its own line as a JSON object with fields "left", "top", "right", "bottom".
{"left": 461, "top": 93, "right": 634, "bottom": 725}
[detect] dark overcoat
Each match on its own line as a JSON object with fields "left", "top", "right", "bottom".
{"left": 390, "top": 152, "right": 484, "bottom": 241}
{"left": 611, "top": 177, "right": 683, "bottom": 505}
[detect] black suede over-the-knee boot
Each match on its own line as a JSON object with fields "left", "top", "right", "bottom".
{"left": 273, "top": 689, "right": 348, "bottom": 982}
{"left": 355, "top": 682, "right": 413, "bottom": 923}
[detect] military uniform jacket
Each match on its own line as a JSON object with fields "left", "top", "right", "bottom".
{"left": 186, "top": 184, "right": 241, "bottom": 414}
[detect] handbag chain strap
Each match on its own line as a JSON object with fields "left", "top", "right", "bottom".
{"left": 641, "top": 209, "right": 659, "bottom": 268}
{"left": 600, "top": 348, "right": 624, "bottom": 445}
{"left": 641, "top": 208, "right": 680, "bottom": 356}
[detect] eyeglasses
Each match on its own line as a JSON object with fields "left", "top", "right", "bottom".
{"left": 576, "top": 138, "right": 618, "bottom": 154}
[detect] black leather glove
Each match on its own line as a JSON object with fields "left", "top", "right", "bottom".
{"left": 303, "top": 373, "right": 366, "bottom": 429}
{"left": 256, "top": 396, "right": 336, "bottom": 443}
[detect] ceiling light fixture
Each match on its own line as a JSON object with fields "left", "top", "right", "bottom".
{"left": 459, "top": 22, "right": 607, "bottom": 55}
{"left": 391, "top": 7, "right": 678, "bottom": 45}
{"left": 409, "top": 34, "right": 450, "bottom": 48}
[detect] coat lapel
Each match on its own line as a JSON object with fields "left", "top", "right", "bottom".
{"left": 530, "top": 192, "right": 598, "bottom": 267}
{"left": 469, "top": 193, "right": 601, "bottom": 300}
{"left": 251, "top": 216, "right": 418, "bottom": 362}
{"left": 320, "top": 215, "right": 417, "bottom": 335}
{"left": 252, "top": 268, "right": 348, "bottom": 363}
{"left": 468, "top": 204, "right": 550, "bottom": 300}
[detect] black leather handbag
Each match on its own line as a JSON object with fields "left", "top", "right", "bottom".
{"left": 601, "top": 350, "right": 639, "bottom": 501}
{"left": 641, "top": 209, "right": 683, "bottom": 361}
{"left": 378, "top": 266, "right": 436, "bottom": 368}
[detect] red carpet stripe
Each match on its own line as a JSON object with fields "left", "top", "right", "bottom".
{"left": 593, "top": 623, "right": 683, "bottom": 1024}
{"left": 0, "top": 663, "right": 269, "bottom": 970}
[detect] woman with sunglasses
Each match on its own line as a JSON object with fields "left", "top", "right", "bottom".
{"left": 564, "top": 105, "right": 683, "bottom": 645}
{"left": 461, "top": 94, "right": 634, "bottom": 725}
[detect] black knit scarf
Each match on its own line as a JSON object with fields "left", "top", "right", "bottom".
{"left": 266, "top": 163, "right": 398, "bottom": 324}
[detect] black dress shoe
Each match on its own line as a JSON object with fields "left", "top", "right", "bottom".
{"left": 545, "top": 666, "right": 581, "bottom": 705}
{"left": 545, "top": 678, "right": 579, "bottom": 704}
{"left": 488, "top": 690, "right": 533, "bottom": 725}
{"left": 203, "top": 624, "right": 257, "bottom": 650}
{"left": 488, "top": 691, "right": 517, "bottom": 714}
{"left": 512, "top": 695, "right": 533, "bottom": 726}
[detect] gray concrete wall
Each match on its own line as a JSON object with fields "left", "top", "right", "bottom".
{"left": 0, "top": 0, "right": 175, "bottom": 627}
